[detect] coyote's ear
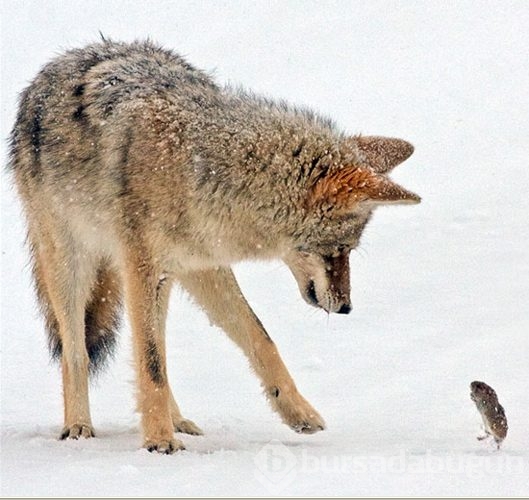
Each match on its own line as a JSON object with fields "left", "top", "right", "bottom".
{"left": 355, "top": 136, "right": 414, "bottom": 173}
{"left": 307, "top": 166, "right": 420, "bottom": 214}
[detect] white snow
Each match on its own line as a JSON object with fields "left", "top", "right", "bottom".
{"left": 1, "top": 0, "right": 528, "bottom": 496}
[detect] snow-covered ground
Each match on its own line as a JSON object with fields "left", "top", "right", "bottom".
{"left": 1, "top": 0, "right": 528, "bottom": 496}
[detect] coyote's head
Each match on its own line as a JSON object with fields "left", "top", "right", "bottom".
{"left": 284, "top": 136, "right": 420, "bottom": 314}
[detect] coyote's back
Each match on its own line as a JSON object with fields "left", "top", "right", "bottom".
{"left": 9, "top": 39, "right": 420, "bottom": 452}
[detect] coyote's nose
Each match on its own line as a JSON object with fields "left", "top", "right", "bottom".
{"left": 337, "top": 304, "right": 351, "bottom": 314}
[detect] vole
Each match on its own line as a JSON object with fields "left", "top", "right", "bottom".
{"left": 470, "top": 381, "right": 508, "bottom": 449}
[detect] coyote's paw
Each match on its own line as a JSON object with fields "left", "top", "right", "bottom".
{"left": 144, "top": 437, "right": 185, "bottom": 454}
{"left": 269, "top": 388, "right": 326, "bottom": 434}
{"left": 60, "top": 424, "right": 95, "bottom": 440}
{"left": 173, "top": 418, "right": 203, "bottom": 436}
{"left": 290, "top": 417, "right": 325, "bottom": 434}
{"left": 288, "top": 410, "right": 326, "bottom": 434}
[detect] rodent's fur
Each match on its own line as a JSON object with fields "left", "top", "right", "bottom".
{"left": 470, "top": 381, "right": 508, "bottom": 447}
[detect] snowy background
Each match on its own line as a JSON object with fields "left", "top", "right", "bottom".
{"left": 1, "top": 0, "right": 528, "bottom": 496}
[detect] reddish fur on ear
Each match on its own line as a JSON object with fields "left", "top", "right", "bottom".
{"left": 307, "top": 166, "right": 420, "bottom": 214}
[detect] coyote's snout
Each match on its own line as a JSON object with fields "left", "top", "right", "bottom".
{"left": 285, "top": 250, "right": 352, "bottom": 314}
{"left": 9, "top": 39, "right": 420, "bottom": 453}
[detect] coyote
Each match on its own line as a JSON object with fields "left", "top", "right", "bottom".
{"left": 9, "top": 39, "right": 420, "bottom": 453}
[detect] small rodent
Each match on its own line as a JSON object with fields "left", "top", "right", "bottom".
{"left": 470, "top": 381, "right": 508, "bottom": 449}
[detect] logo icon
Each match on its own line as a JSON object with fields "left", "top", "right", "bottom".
{"left": 253, "top": 440, "right": 298, "bottom": 492}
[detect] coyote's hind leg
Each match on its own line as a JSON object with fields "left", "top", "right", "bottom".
{"left": 31, "top": 224, "right": 97, "bottom": 440}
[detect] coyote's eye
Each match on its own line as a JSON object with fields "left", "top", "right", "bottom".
{"left": 326, "top": 245, "right": 347, "bottom": 259}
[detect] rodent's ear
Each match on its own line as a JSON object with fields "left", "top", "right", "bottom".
{"left": 353, "top": 136, "right": 415, "bottom": 173}
{"left": 306, "top": 165, "right": 420, "bottom": 215}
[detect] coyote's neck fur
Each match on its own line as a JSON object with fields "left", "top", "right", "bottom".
{"left": 187, "top": 90, "right": 359, "bottom": 259}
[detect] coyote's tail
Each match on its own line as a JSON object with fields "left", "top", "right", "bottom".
{"left": 33, "top": 255, "right": 123, "bottom": 374}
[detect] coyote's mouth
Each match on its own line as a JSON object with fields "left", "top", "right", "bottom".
{"left": 305, "top": 280, "right": 351, "bottom": 314}
{"left": 306, "top": 280, "right": 319, "bottom": 307}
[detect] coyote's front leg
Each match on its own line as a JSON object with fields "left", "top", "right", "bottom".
{"left": 177, "top": 267, "right": 325, "bottom": 434}
{"left": 123, "top": 246, "right": 185, "bottom": 454}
